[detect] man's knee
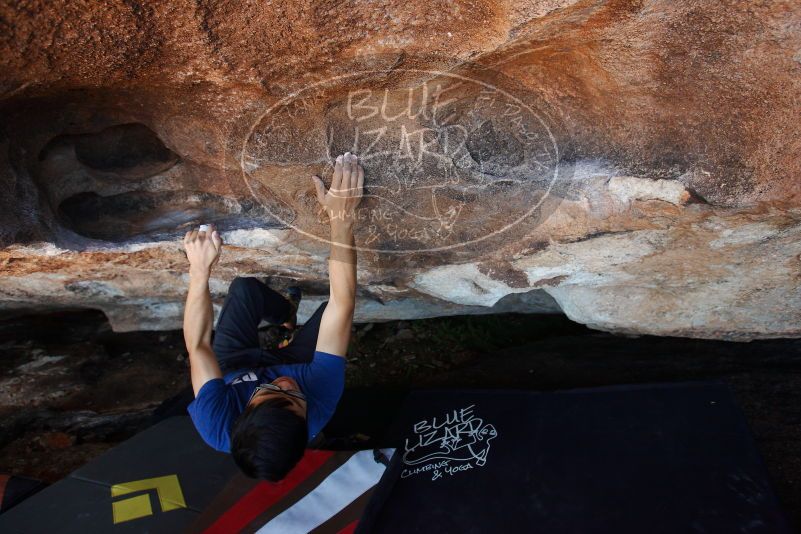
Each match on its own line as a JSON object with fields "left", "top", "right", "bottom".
{"left": 228, "top": 276, "right": 260, "bottom": 297}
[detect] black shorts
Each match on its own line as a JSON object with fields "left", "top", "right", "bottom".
{"left": 212, "top": 277, "right": 328, "bottom": 373}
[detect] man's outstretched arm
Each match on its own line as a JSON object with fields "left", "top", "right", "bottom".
{"left": 183, "top": 225, "right": 224, "bottom": 395}
{"left": 311, "top": 152, "right": 364, "bottom": 357}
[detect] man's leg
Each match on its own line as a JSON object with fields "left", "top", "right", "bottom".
{"left": 278, "top": 301, "right": 329, "bottom": 362}
{"left": 212, "top": 277, "right": 295, "bottom": 372}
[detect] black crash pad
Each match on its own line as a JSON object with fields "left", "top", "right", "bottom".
{"left": 0, "top": 475, "right": 45, "bottom": 514}
{"left": 358, "top": 382, "right": 791, "bottom": 533}
{"left": 0, "top": 416, "right": 237, "bottom": 533}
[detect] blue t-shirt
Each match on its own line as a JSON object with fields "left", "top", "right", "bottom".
{"left": 187, "top": 351, "right": 345, "bottom": 452}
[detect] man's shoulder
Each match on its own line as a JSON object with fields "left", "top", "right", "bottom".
{"left": 187, "top": 377, "right": 241, "bottom": 453}
{"left": 301, "top": 352, "right": 346, "bottom": 395}
{"left": 191, "top": 377, "right": 226, "bottom": 401}
{"left": 189, "top": 369, "right": 259, "bottom": 407}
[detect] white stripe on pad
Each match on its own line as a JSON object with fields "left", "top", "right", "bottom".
{"left": 256, "top": 449, "right": 394, "bottom": 534}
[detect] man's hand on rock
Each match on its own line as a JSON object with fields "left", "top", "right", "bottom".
{"left": 184, "top": 223, "right": 223, "bottom": 278}
{"left": 312, "top": 152, "right": 364, "bottom": 228}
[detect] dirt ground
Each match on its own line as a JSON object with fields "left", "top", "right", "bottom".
{"left": 1, "top": 311, "right": 800, "bottom": 528}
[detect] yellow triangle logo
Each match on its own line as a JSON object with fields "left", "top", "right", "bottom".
{"left": 110, "top": 474, "right": 186, "bottom": 524}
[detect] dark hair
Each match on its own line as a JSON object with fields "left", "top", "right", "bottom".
{"left": 230, "top": 397, "right": 308, "bottom": 481}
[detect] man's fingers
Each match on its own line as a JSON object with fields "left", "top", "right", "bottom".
{"left": 341, "top": 152, "right": 353, "bottom": 191}
{"left": 357, "top": 162, "right": 364, "bottom": 194}
{"left": 348, "top": 154, "right": 358, "bottom": 191}
{"left": 211, "top": 229, "right": 222, "bottom": 250}
{"left": 312, "top": 175, "right": 327, "bottom": 204}
{"left": 332, "top": 154, "right": 343, "bottom": 192}
{"left": 188, "top": 228, "right": 199, "bottom": 243}
{"left": 184, "top": 230, "right": 192, "bottom": 244}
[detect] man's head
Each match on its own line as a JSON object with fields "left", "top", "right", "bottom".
{"left": 230, "top": 376, "right": 308, "bottom": 481}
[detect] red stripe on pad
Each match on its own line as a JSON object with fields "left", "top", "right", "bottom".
{"left": 337, "top": 520, "right": 360, "bottom": 534}
{"left": 204, "top": 450, "right": 335, "bottom": 534}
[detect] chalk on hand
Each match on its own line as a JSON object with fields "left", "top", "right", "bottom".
{"left": 198, "top": 224, "right": 209, "bottom": 233}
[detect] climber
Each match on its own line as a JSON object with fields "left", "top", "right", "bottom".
{"left": 181, "top": 152, "right": 364, "bottom": 481}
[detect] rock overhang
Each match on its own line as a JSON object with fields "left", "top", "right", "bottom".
{"left": 0, "top": 0, "right": 799, "bottom": 340}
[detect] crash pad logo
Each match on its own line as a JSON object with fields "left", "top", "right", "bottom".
{"left": 401, "top": 404, "right": 498, "bottom": 482}
{"left": 110, "top": 474, "right": 186, "bottom": 524}
{"left": 237, "top": 53, "right": 568, "bottom": 255}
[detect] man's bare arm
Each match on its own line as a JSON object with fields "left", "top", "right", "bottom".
{"left": 183, "top": 225, "right": 224, "bottom": 395}
{"left": 311, "top": 152, "right": 363, "bottom": 356}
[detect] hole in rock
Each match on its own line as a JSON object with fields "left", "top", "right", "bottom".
{"left": 40, "top": 123, "right": 179, "bottom": 177}
{"left": 58, "top": 190, "right": 272, "bottom": 242}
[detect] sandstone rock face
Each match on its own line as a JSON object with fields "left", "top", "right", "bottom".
{"left": 0, "top": 0, "right": 799, "bottom": 340}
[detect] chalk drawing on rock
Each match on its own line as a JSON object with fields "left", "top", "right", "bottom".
{"left": 238, "top": 54, "right": 569, "bottom": 255}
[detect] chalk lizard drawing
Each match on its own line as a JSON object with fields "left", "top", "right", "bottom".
{"left": 402, "top": 406, "right": 498, "bottom": 468}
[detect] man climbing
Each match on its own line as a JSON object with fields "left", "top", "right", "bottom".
{"left": 182, "top": 152, "right": 364, "bottom": 481}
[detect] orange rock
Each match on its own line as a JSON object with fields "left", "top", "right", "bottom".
{"left": 0, "top": 0, "right": 799, "bottom": 339}
{"left": 42, "top": 432, "right": 75, "bottom": 450}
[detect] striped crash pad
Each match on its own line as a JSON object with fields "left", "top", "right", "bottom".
{"left": 0, "top": 416, "right": 390, "bottom": 533}
{"left": 189, "top": 449, "right": 393, "bottom": 533}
